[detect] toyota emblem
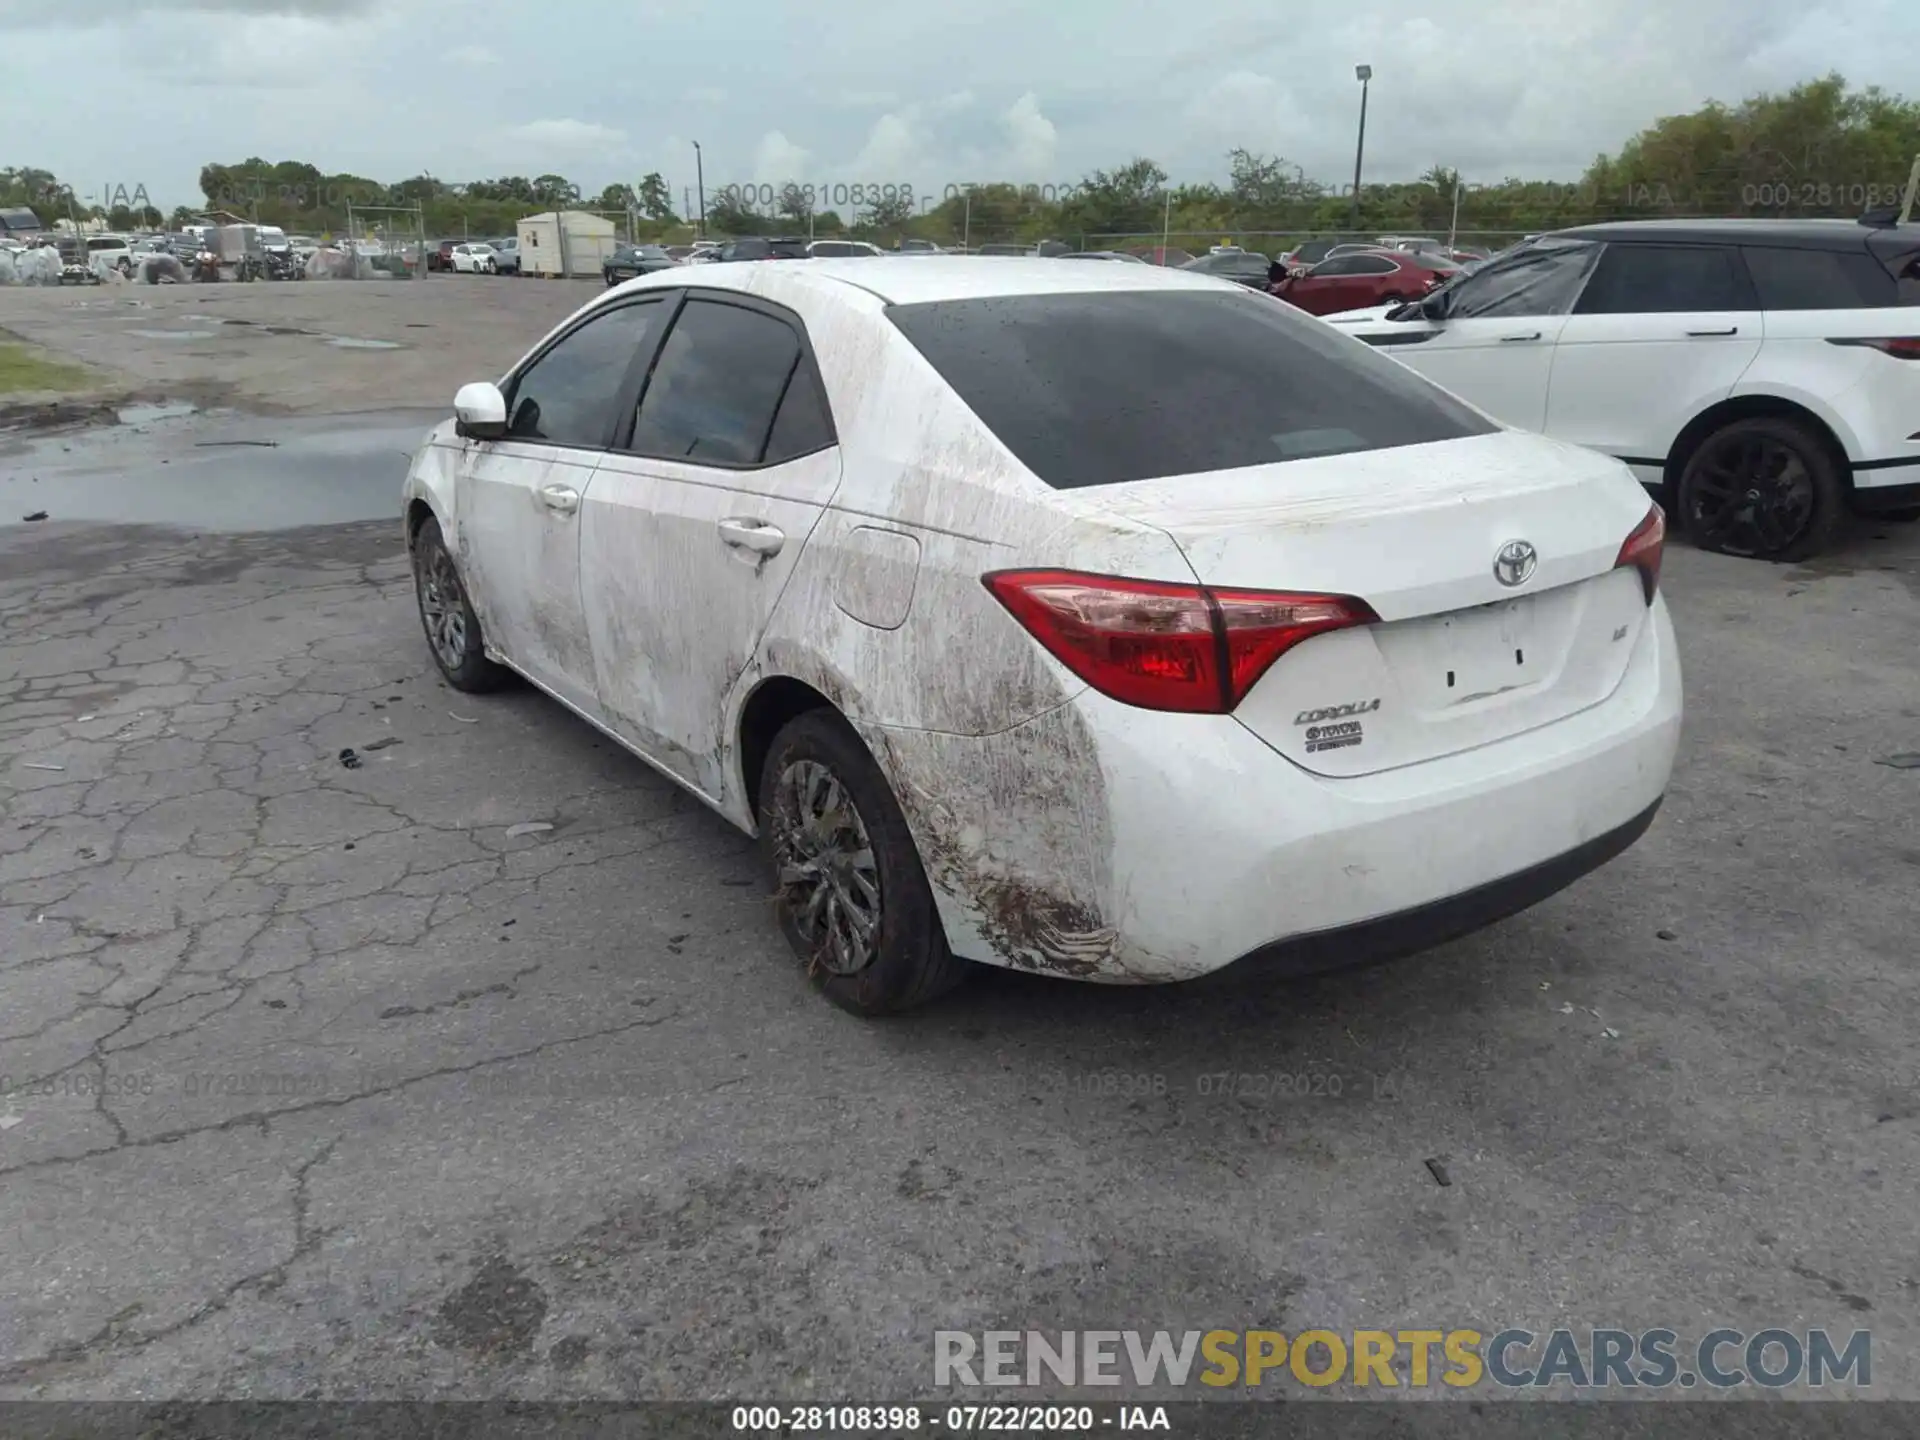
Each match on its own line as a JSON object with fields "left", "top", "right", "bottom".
{"left": 1493, "top": 540, "right": 1537, "bottom": 587}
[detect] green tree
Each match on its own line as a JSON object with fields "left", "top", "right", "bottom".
{"left": 636, "top": 172, "right": 676, "bottom": 223}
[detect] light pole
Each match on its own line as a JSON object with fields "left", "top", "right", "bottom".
{"left": 692, "top": 141, "right": 706, "bottom": 239}
{"left": 1350, "top": 64, "right": 1372, "bottom": 234}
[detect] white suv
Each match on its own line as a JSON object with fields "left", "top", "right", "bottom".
{"left": 1330, "top": 218, "right": 1920, "bottom": 560}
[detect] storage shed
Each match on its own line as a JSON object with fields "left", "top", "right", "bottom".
{"left": 517, "top": 210, "right": 618, "bottom": 277}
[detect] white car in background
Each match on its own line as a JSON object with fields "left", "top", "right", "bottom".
{"left": 808, "top": 239, "right": 884, "bottom": 258}
{"left": 1327, "top": 218, "right": 1920, "bottom": 560}
{"left": 84, "top": 234, "right": 133, "bottom": 274}
{"left": 450, "top": 242, "right": 498, "bottom": 274}
{"left": 401, "top": 259, "right": 1680, "bottom": 1014}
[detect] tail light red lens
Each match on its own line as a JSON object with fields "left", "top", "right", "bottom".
{"left": 982, "top": 569, "right": 1379, "bottom": 714}
{"left": 1827, "top": 337, "right": 1920, "bottom": 359}
{"left": 1614, "top": 503, "right": 1665, "bottom": 603}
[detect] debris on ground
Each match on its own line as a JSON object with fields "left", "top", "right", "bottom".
{"left": 1558, "top": 1002, "right": 1575, "bottom": 1015}
{"left": 449, "top": 712, "right": 479, "bottom": 724}
{"left": 1424, "top": 1156, "right": 1452, "bottom": 1187}
{"left": 1657, "top": 928, "right": 1678, "bottom": 940}
{"left": 22, "top": 511, "right": 48, "bottom": 522}
{"left": 22, "top": 762, "right": 65, "bottom": 772}
{"left": 338, "top": 748, "right": 362, "bottom": 770}
{"left": 1602, "top": 1028, "right": 1621, "bottom": 1040}
{"left": 504, "top": 822, "right": 554, "bottom": 839}
{"left": 362, "top": 736, "right": 402, "bottom": 751}
{"left": 0, "top": 1115, "right": 22, "bottom": 1132}
{"left": 1874, "top": 754, "right": 1920, "bottom": 770}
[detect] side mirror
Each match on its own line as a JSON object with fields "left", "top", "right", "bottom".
{"left": 454, "top": 381, "right": 508, "bottom": 441}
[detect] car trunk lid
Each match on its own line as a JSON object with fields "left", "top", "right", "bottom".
{"left": 1063, "top": 431, "right": 1658, "bottom": 776}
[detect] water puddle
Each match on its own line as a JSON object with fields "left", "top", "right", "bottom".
{"left": 116, "top": 401, "right": 201, "bottom": 426}
{"left": 326, "top": 336, "right": 402, "bottom": 350}
{"left": 126, "top": 329, "right": 215, "bottom": 340}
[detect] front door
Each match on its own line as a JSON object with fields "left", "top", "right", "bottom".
{"left": 1545, "top": 241, "right": 1764, "bottom": 473}
{"left": 456, "top": 295, "right": 668, "bottom": 711}
{"left": 1385, "top": 237, "right": 1604, "bottom": 431}
{"left": 579, "top": 292, "right": 844, "bottom": 802}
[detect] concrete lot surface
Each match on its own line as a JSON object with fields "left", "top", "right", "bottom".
{"left": 0, "top": 278, "right": 1917, "bottom": 1403}
{"left": 0, "top": 275, "right": 591, "bottom": 416}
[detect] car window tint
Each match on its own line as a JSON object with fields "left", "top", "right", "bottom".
{"left": 629, "top": 299, "right": 803, "bottom": 465}
{"left": 1574, "top": 244, "right": 1751, "bottom": 314}
{"left": 1897, "top": 252, "right": 1920, "bottom": 305}
{"left": 763, "top": 359, "right": 836, "bottom": 463}
{"left": 1741, "top": 246, "right": 1899, "bottom": 309}
{"left": 505, "top": 298, "right": 664, "bottom": 447}
{"left": 886, "top": 289, "right": 1497, "bottom": 490}
{"left": 1447, "top": 239, "right": 1600, "bottom": 318}
{"left": 1350, "top": 256, "right": 1398, "bottom": 275}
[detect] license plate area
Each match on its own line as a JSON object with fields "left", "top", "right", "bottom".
{"left": 1385, "top": 597, "right": 1543, "bottom": 710}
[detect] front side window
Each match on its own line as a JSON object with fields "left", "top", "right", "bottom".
{"left": 504, "top": 298, "right": 665, "bottom": 447}
{"left": 1574, "top": 244, "right": 1752, "bottom": 314}
{"left": 628, "top": 299, "right": 815, "bottom": 466}
{"left": 1444, "top": 239, "right": 1601, "bottom": 318}
{"left": 886, "top": 289, "right": 1497, "bottom": 490}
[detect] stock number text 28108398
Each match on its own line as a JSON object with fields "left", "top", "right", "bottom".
{"left": 718, "top": 183, "right": 915, "bottom": 210}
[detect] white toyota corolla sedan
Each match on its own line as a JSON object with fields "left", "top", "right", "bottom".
{"left": 401, "top": 258, "right": 1683, "bottom": 1014}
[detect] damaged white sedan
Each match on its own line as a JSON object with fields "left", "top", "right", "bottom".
{"left": 402, "top": 258, "right": 1682, "bottom": 1014}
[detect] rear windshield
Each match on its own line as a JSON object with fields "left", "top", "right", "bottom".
{"left": 886, "top": 289, "right": 1498, "bottom": 489}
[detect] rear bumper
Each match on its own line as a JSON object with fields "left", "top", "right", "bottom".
{"left": 874, "top": 596, "right": 1682, "bottom": 985}
{"left": 1220, "top": 797, "right": 1660, "bottom": 980}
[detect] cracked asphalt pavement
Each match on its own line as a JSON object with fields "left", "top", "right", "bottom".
{"left": 1, "top": 420, "right": 1918, "bottom": 1400}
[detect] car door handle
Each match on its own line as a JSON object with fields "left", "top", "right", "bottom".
{"left": 538, "top": 484, "right": 579, "bottom": 514}
{"left": 717, "top": 517, "right": 785, "bottom": 556}
{"left": 1686, "top": 326, "right": 1739, "bottom": 336}
{"left": 1499, "top": 331, "right": 1544, "bottom": 342}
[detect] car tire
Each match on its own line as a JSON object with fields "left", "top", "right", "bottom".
{"left": 757, "top": 709, "right": 970, "bottom": 1016}
{"left": 411, "top": 517, "right": 509, "bottom": 693}
{"left": 1677, "top": 416, "right": 1848, "bottom": 562}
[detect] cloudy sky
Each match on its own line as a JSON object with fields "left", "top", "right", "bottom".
{"left": 0, "top": 0, "right": 1911, "bottom": 209}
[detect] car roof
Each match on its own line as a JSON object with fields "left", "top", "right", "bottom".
{"left": 615, "top": 256, "right": 1246, "bottom": 307}
{"left": 1549, "top": 217, "right": 1900, "bottom": 251}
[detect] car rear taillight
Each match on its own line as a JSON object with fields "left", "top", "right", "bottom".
{"left": 1613, "top": 504, "right": 1665, "bottom": 603}
{"left": 982, "top": 569, "right": 1379, "bottom": 714}
{"left": 1826, "top": 337, "right": 1920, "bottom": 359}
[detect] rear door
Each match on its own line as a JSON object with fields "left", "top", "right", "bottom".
{"left": 1353, "top": 239, "right": 1602, "bottom": 430}
{"left": 1545, "top": 242, "right": 1763, "bottom": 475}
{"left": 579, "top": 291, "right": 843, "bottom": 798}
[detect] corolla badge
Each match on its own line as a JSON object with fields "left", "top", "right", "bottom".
{"left": 1493, "top": 540, "right": 1538, "bottom": 587}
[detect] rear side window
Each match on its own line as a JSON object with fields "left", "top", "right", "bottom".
{"left": 629, "top": 298, "right": 805, "bottom": 465}
{"left": 1898, "top": 252, "right": 1920, "bottom": 305}
{"left": 1743, "top": 246, "right": 1899, "bottom": 309}
{"left": 1574, "top": 244, "right": 1752, "bottom": 313}
{"left": 885, "top": 289, "right": 1498, "bottom": 490}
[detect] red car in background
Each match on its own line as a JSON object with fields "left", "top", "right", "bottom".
{"left": 1268, "top": 249, "right": 1455, "bottom": 315}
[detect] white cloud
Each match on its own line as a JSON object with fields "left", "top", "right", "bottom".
{"left": 1001, "top": 92, "right": 1057, "bottom": 178}
{"left": 1182, "top": 71, "right": 1313, "bottom": 147}
{"left": 929, "top": 89, "right": 976, "bottom": 116}
{"left": 121, "top": 11, "right": 387, "bottom": 88}
{"left": 687, "top": 85, "right": 726, "bottom": 104}
{"left": 499, "top": 118, "right": 631, "bottom": 175}
{"left": 448, "top": 43, "right": 497, "bottom": 66}
{"left": 752, "top": 131, "right": 812, "bottom": 185}
{"left": 847, "top": 114, "right": 921, "bottom": 177}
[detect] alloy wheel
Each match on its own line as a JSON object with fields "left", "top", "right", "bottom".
{"left": 1686, "top": 434, "right": 1816, "bottom": 558}
{"left": 770, "top": 759, "right": 882, "bottom": 976}
{"left": 415, "top": 541, "right": 469, "bottom": 671}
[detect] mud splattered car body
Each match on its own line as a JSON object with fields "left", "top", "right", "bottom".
{"left": 402, "top": 258, "right": 1682, "bottom": 1007}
